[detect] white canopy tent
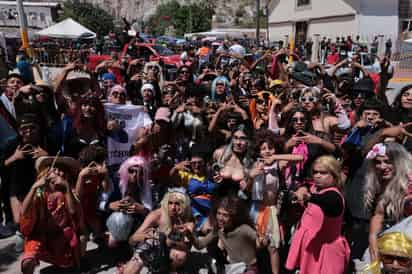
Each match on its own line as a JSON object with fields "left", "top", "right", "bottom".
{"left": 36, "top": 18, "right": 96, "bottom": 39}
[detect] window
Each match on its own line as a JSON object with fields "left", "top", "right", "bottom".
{"left": 40, "top": 13, "right": 46, "bottom": 22}
{"left": 297, "top": 0, "right": 310, "bottom": 7}
{"left": 29, "top": 12, "right": 37, "bottom": 21}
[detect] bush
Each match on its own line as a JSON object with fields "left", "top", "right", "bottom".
{"left": 146, "top": 0, "right": 215, "bottom": 36}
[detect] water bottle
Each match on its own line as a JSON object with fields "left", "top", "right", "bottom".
{"left": 42, "top": 65, "right": 50, "bottom": 83}
{"left": 252, "top": 174, "right": 264, "bottom": 201}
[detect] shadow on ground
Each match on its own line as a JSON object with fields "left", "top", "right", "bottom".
{"left": 39, "top": 244, "right": 131, "bottom": 274}
{"left": 0, "top": 242, "right": 20, "bottom": 272}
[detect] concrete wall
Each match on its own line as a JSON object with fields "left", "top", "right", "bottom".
{"left": 268, "top": 0, "right": 357, "bottom": 23}
{"left": 0, "top": 4, "right": 55, "bottom": 29}
{"left": 358, "top": 0, "right": 399, "bottom": 40}
{"left": 268, "top": 0, "right": 399, "bottom": 42}
{"left": 269, "top": 22, "right": 294, "bottom": 42}
{"left": 308, "top": 15, "right": 357, "bottom": 38}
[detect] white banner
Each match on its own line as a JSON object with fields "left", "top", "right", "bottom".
{"left": 104, "top": 103, "right": 152, "bottom": 166}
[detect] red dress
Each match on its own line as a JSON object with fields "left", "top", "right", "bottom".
{"left": 285, "top": 186, "right": 350, "bottom": 274}
{"left": 20, "top": 191, "right": 81, "bottom": 268}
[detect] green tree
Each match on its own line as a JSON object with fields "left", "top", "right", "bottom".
{"left": 147, "top": 0, "right": 214, "bottom": 36}
{"left": 58, "top": 0, "right": 115, "bottom": 37}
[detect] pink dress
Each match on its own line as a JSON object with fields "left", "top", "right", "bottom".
{"left": 285, "top": 186, "right": 350, "bottom": 274}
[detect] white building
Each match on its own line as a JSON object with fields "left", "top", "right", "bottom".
{"left": 0, "top": 1, "right": 60, "bottom": 31}
{"left": 268, "top": 0, "right": 399, "bottom": 45}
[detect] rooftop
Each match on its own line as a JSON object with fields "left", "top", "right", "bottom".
{"left": 0, "top": 1, "right": 60, "bottom": 7}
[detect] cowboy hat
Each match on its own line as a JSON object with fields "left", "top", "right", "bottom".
{"left": 35, "top": 156, "right": 80, "bottom": 175}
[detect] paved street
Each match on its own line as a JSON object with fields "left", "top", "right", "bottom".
{"left": 0, "top": 235, "right": 130, "bottom": 274}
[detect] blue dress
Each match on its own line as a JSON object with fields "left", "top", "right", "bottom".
{"left": 187, "top": 176, "right": 218, "bottom": 228}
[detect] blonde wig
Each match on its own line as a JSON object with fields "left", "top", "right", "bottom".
{"left": 312, "top": 155, "right": 344, "bottom": 190}
{"left": 160, "top": 188, "right": 192, "bottom": 234}
{"left": 364, "top": 142, "right": 412, "bottom": 221}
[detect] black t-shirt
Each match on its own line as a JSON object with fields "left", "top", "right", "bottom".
{"left": 310, "top": 190, "right": 344, "bottom": 217}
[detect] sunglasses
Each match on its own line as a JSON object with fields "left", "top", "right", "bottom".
{"left": 128, "top": 167, "right": 141, "bottom": 174}
{"left": 180, "top": 70, "right": 190, "bottom": 74}
{"left": 111, "top": 91, "right": 126, "bottom": 98}
{"left": 300, "top": 96, "right": 317, "bottom": 103}
{"left": 381, "top": 254, "right": 412, "bottom": 268}
{"left": 352, "top": 92, "right": 365, "bottom": 99}
{"left": 292, "top": 117, "right": 306, "bottom": 123}
{"left": 256, "top": 98, "right": 269, "bottom": 105}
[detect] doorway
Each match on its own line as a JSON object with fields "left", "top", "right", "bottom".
{"left": 295, "top": 21, "right": 308, "bottom": 46}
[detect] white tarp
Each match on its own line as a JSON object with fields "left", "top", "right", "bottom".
{"left": 36, "top": 18, "right": 96, "bottom": 39}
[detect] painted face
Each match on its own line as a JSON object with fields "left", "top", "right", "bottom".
{"left": 375, "top": 155, "right": 394, "bottom": 182}
{"left": 401, "top": 88, "right": 412, "bottom": 110}
{"left": 232, "top": 130, "right": 248, "bottom": 154}
{"left": 312, "top": 162, "right": 335, "bottom": 189}
{"left": 216, "top": 207, "right": 231, "bottom": 230}
{"left": 168, "top": 194, "right": 184, "bottom": 218}
{"left": 260, "top": 142, "right": 276, "bottom": 159}
{"left": 291, "top": 111, "right": 306, "bottom": 132}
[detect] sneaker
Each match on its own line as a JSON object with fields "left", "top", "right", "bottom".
{"left": 0, "top": 224, "right": 14, "bottom": 239}
{"left": 14, "top": 230, "right": 24, "bottom": 253}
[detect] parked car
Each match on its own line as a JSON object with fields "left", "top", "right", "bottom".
{"left": 87, "top": 43, "right": 181, "bottom": 75}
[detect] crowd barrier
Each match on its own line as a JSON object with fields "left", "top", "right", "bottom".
{"left": 31, "top": 48, "right": 88, "bottom": 67}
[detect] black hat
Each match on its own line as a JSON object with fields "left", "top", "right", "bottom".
{"left": 17, "top": 113, "right": 39, "bottom": 126}
{"left": 353, "top": 77, "right": 375, "bottom": 98}
{"left": 190, "top": 143, "right": 212, "bottom": 160}
{"left": 291, "top": 62, "right": 317, "bottom": 86}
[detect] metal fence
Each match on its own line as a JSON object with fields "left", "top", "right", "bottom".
{"left": 31, "top": 48, "right": 86, "bottom": 66}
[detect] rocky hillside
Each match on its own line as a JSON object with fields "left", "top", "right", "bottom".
{"left": 32, "top": 0, "right": 264, "bottom": 28}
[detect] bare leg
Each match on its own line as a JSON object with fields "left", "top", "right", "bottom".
{"left": 268, "top": 246, "right": 280, "bottom": 274}
{"left": 106, "top": 232, "right": 119, "bottom": 248}
{"left": 10, "top": 196, "right": 22, "bottom": 224}
{"left": 79, "top": 234, "right": 88, "bottom": 257}
{"left": 123, "top": 256, "right": 144, "bottom": 274}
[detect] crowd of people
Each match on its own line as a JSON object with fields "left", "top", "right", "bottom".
{"left": 1, "top": 31, "right": 412, "bottom": 274}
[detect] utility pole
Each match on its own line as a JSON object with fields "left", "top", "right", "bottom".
{"left": 266, "top": 0, "right": 270, "bottom": 46}
{"left": 16, "top": 0, "right": 31, "bottom": 56}
{"left": 256, "top": 0, "right": 260, "bottom": 46}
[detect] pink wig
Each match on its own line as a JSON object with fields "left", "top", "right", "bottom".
{"left": 118, "top": 156, "right": 152, "bottom": 210}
